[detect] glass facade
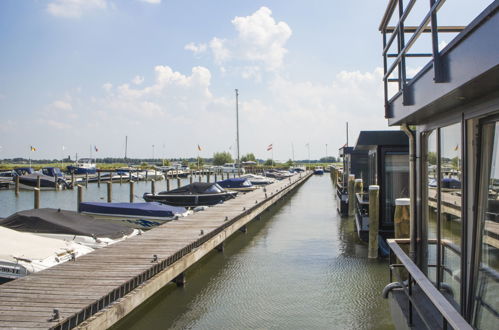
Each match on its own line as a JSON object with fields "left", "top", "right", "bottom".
{"left": 439, "top": 123, "right": 462, "bottom": 308}
{"left": 473, "top": 120, "right": 499, "bottom": 328}
{"left": 383, "top": 152, "right": 409, "bottom": 226}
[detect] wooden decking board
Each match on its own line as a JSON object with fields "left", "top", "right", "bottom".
{"left": 0, "top": 172, "right": 311, "bottom": 329}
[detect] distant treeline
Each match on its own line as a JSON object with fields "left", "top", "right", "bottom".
{"left": 0, "top": 156, "right": 338, "bottom": 165}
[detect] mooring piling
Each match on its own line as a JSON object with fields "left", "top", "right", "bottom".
{"left": 368, "top": 185, "right": 380, "bottom": 259}
{"left": 34, "top": 188, "right": 40, "bottom": 209}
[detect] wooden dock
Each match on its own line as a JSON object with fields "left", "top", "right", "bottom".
{"left": 0, "top": 172, "right": 312, "bottom": 329}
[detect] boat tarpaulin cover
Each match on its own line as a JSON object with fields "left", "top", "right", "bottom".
{"left": 0, "top": 226, "right": 93, "bottom": 263}
{"left": 162, "top": 182, "right": 223, "bottom": 194}
{"left": 79, "top": 202, "right": 186, "bottom": 218}
{"left": 217, "top": 178, "right": 252, "bottom": 188}
{"left": 0, "top": 208, "right": 134, "bottom": 239}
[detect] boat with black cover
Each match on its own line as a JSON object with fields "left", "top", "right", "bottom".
{"left": 216, "top": 178, "right": 257, "bottom": 192}
{"left": 18, "top": 172, "right": 69, "bottom": 190}
{"left": 143, "top": 182, "right": 237, "bottom": 207}
{"left": 79, "top": 202, "right": 190, "bottom": 229}
{"left": 0, "top": 208, "right": 139, "bottom": 249}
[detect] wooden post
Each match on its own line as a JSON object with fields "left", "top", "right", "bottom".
{"left": 177, "top": 178, "right": 181, "bottom": 188}
{"left": 85, "top": 173, "right": 88, "bottom": 187}
{"left": 97, "top": 171, "right": 101, "bottom": 187}
{"left": 166, "top": 178, "right": 170, "bottom": 191}
{"left": 207, "top": 172, "right": 210, "bottom": 183}
{"left": 368, "top": 185, "right": 380, "bottom": 259}
{"left": 71, "top": 172, "right": 75, "bottom": 189}
{"left": 107, "top": 181, "right": 112, "bottom": 203}
{"left": 151, "top": 179, "right": 156, "bottom": 195}
{"left": 15, "top": 176, "right": 19, "bottom": 196}
{"left": 347, "top": 174, "right": 355, "bottom": 216}
{"left": 77, "top": 185, "right": 83, "bottom": 212}
{"left": 34, "top": 188, "right": 40, "bottom": 209}
{"left": 394, "top": 198, "right": 411, "bottom": 239}
{"left": 198, "top": 173, "right": 202, "bottom": 182}
{"left": 145, "top": 170, "right": 148, "bottom": 181}
{"left": 36, "top": 175, "right": 41, "bottom": 189}
{"left": 214, "top": 173, "right": 217, "bottom": 182}
{"left": 129, "top": 181, "right": 134, "bottom": 203}
{"left": 190, "top": 175, "right": 193, "bottom": 184}
{"left": 354, "top": 179, "right": 364, "bottom": 194}
{"left": 120, "top": 173, "right": 123, "bottom": 184}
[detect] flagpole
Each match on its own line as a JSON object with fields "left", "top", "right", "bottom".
{"left": 272, "top": 145, "right": 274, "bottom": 167}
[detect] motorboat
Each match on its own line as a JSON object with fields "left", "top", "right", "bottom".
{"left": 79, "top": 202, "right": 190, "bottom": 230}
{"left": 18, "top": 173, "right": 69, "bottom": 190}
{"left": 221, "top": 163, "right": 246, "bottom": 174}
{"left": 289, "top": 166, "right": 306, "bottom": 173}
{"left": 0, "top": 208, "right": 140, "bottom": 249}
{"left": 240, "top": 173, "right": 275, "bottom": 185}
{"left": 67, "top": 158, "right": 97, "bottom": 175}
{"left": 0, "top": 226, "right": 93, "bottom": 283}
{"left": 216, "top": 178, "right": 257, "bottom": 192}
{"left": 143, "top": 182, "right": 238, "bottom": 207}
{"left": 313, "top": 166, "right": 325, "bottom": 175}
{"left": 264, "top": 169, "right": 294, "bottom": 180}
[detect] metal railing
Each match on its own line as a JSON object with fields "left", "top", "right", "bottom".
{"left": 379, "top": 0, "right": 465, "bottom": 117}
{"left": 387, "top": 238, "right": 473, "bottom": 330}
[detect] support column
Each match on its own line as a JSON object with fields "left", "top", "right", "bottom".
{"left": 171, "top": 272, "right": 186, "bottom": 287}
{"left": 368, "top": 185, "right": 380, "bottom": 259}
{"left": 347, "top": 174, "right": 355, "bottom": 216}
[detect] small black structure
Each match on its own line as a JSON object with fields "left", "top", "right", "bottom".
{"left": 353, "top": 130, "right": 409, "bottom": 241}
{"left": 336, "top": 146, "right": 369, "bottom": 216}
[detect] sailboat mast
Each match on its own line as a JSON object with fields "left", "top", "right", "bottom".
{"left": 125, "top": 136, "right": 128, "bottom": 162}
{"left": 235, "top": 89, "right": 240, "bottom": 175}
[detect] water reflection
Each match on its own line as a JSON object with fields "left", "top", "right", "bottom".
{"left": 112, "top": 175, "right": 394, "bottom": 330}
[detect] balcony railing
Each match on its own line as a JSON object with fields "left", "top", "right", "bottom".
{"left": 386, "top": 238, "right": 472, "bottom": 329}
{"left": 379, "top": 0, "right": 465, "bottom": 118}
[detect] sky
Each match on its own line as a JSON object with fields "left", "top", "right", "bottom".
{"left": 0, "top": 0, "right": 493, "bottom": 161}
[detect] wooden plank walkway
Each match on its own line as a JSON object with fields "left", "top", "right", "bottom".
{"left": 0, "top": 172, "right": 312, "bottom": 330}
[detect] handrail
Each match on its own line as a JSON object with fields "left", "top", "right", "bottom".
{"left": 387, "top": 239, "right": 473, "bottom": 330}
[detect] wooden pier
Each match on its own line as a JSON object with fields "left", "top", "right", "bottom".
{"left": 0, "top": 172, "right": 312, "bottom": 329}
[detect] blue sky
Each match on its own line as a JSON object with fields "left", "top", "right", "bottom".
{"left": 0, "top": 0, "right": 492, "bottom": 161}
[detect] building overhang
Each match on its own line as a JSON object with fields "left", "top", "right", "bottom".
{"left": 387, "top": 2, "right": 499, "bottom": 126}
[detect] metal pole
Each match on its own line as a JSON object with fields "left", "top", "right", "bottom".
{"left": 235, "top": 89, "right": 240, "bottom": 176}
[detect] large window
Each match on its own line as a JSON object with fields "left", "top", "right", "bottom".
{"left": 440, "top": 123, "right": 462, "bottom": 308}
{"left": 473, "top": 120, "right": 499, "bottom": 328}
{"left": 383, "top": 152, "right": 409, "bottom": 225}
{"left": 425, "top": 130, "right": 438, "bottom": 283}
{"left": 423, "top": 123, "right": 462, "bottom": 310}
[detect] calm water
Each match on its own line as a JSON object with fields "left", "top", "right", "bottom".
{"left": 108, "top": 175, "right": 394, "bottom": 330}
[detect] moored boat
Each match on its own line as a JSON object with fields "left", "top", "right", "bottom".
{"left": 216, "top": 178, "right": 257, "bottom": 192}
{"left": 240, "top": 173, "right": 275, "bottom": 185}
{"left": 313, "top": 166, "right": 325, "bottom": 175}
{"left": 0, "top": 208, "right": 140, "bottom": 248}
{"left": 79, "top": 202, "right": 190, "bottom": 229}
{"left": 143, "top": 182, "right": 237, "bottom": 207}
{"left": 0, "top": 226, "right": 93, "bottom": 283}
{"left": 67, "top": 158, "right": 97, "bottom": 175}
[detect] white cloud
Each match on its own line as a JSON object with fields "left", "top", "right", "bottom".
{"left": 188, "top": 6, "right": 292, "bottom": 76}
{"left": 47, "top": 0, "right": 107, "bottom": 18}
{"left": 184, "top": 42, "right": 207, "bottom": 55}
{"left": 231, "top": 7, "right": 292, "bottom": 71}
{"left": 102, "top": 82, "right": 113, "bottom": 92}
{"left": 131, "top": 76, "right": 144, "bottom": 85}
{"left": 139, "top": 0, "right": 161, "bottom": 4}
{"left": 51, "top": 100, "right": 73, "bottom": 111}
{"left": 209, "top": 38, "right": 231, "bottom": 65}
